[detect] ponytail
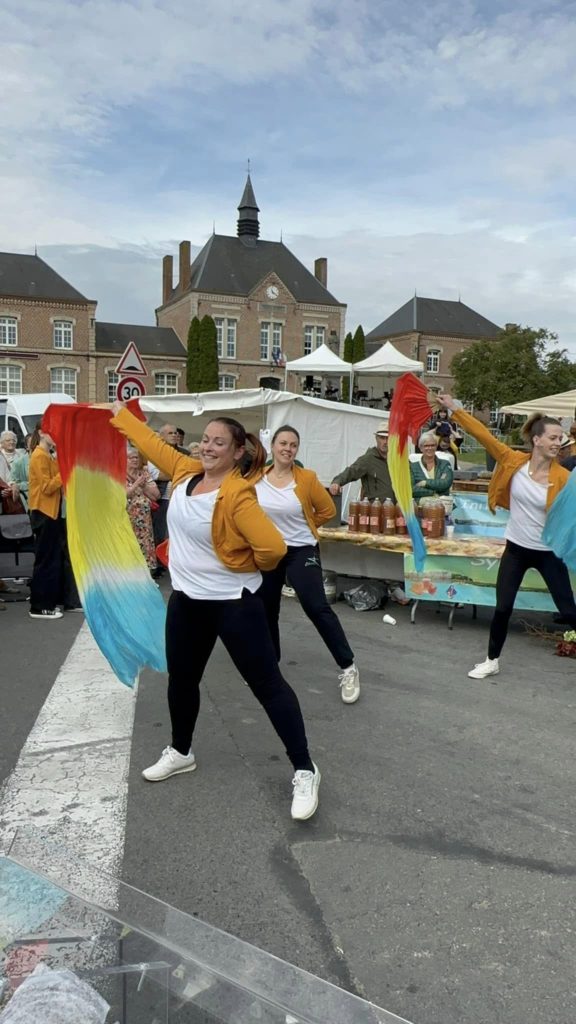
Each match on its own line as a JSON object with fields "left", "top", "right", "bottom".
{"left": 242, "top": 433, "right": 267, "bottom": 479}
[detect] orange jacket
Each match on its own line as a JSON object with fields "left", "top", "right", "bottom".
{"left": 261, "top": 464, "right": 336, "bottom": 540}
{"left": 28, "top": 447, "right": 62, "bottom": 519}
{"left": 110, "top": 408, "right": 287, "bottom": 572}
{"left": 452, "top": 409, "right": 569, "bottom": 512}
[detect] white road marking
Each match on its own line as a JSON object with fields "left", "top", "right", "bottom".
{"left": 0, "top": 623, "right": 137, "bottom": 899}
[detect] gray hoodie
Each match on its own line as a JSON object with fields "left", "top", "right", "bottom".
{"left": 332, "top": 446, "right": 396, "bottom": 502}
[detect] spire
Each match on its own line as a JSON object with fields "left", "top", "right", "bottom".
{"left": 237, "top": 171, "right": 260, "bottom": 239}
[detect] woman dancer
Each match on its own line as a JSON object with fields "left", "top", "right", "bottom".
{"left": 255, "top": 425, "right": 360, "bottom": 704}
{"left": 110, "top": 403, "right": 321, "bottom": 821}
{"left": 439, "top": 395, "right": 576, "bottom": 679}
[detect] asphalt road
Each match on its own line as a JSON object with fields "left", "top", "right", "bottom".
{"left": 2, "top": 583, "right": 576, "bottom": 1024}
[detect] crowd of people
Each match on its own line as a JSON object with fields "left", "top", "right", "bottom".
{"left": 1, "top": 397, "right": 575, "bottom": 817}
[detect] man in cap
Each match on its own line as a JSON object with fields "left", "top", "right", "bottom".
{"left": 328, "top": 421, "right": 396, "bottom": 502}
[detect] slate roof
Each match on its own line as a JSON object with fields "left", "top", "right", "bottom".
{"left": 0, "top": 252, "right": 90, "bottom": 302}
{"left": 165, "top": 234, "right": 343, "bottom": 307}
{"left": 95, "top": 322, "right": 185, "bottom": 357}
{"left": 366, "top": 297, "right": 501, "bottom": 341}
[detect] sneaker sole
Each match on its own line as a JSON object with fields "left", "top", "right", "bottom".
{"left": 142, "top": 762, "right": 197, "bottom": 782}
{"left": 28, "top": 612, "right": 63, "bottom": 620}
{"left": 291, "top": 769, "right": 321, "bottom": 821}
{"left": 341, "top": 687, "right": 360, "bottom": 704}
{"left": 467, "top": 669, "right": 499, "bottom": 679}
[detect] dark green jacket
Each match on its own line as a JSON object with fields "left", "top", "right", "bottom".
{"left": 332, "top": 447, "right": 396, "bottom": 502}
{"left": 410, "top": 456, "right": 453, "bottom": 498}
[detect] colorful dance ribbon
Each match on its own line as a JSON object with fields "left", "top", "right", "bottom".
{"left": 542, "top": 468, "right": 576, "bottom": 570}
{"left": 43, "top": 402, "right": 167, "bottom": 687}
{"left": 388, "top": 373, "right": 435, "bottom": 571}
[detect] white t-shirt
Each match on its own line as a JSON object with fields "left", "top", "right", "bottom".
{"left": 167, "top": 480, "right": 262, "bottom": 600}
{"left": 255, "top": 476, "right": 316, "bottom": 547}
{"left": 506, "top": 463, "right": 551, "bottom": 551}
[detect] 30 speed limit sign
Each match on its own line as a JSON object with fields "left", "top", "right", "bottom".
{"left": 116, "top": 376, "right": 146, "bottom": 401}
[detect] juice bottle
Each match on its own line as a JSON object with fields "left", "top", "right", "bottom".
{"left": 382, "top": 498, "right": 396, "bottom": 535}
{"left": 358, "top": 497, "right": 371, "bottom": 532}
{"left": 369, "top": 497, "right": 382, "bottom": 534}
{"left": 348, "top": 500, "right": 360, "bottom": 532}
{"left": 395, "top": 503, "right": 407, "bottom": 535}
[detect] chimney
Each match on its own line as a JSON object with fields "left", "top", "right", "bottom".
{"left": 314, "top": 258, "right": 327, "bottom": 288}
{"left": 178, "top": 241, "right": 191, "bottom": 292}
{"left": 162, "top": 255, "right": 173, "bottom": 304}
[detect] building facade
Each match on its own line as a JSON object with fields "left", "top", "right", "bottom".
{"left": 0, "top": 253, "right": 185, "bottom": 401}
{"left": 365, "top": 296, "right": 501, "bottom": 395}
{"left": 156, "top": 176, "right": 347, "bottom": 391}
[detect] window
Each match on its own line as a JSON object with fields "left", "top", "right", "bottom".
{"left": 215, "top": 317, "right": 224, "bottom": 358}
{"left": 0, "top": 365, "right": 22, "bottom": 394}
{"left": 219, "top": 374, "right": 236, "bottom": 391}
{"left": 50, "top": 367, "right": 77, "bottom": 398}
{"left": 0, "top": 317, "right": 17, "bottom": 347}
{"left": 426, "top": 349, "right": 440, "bottom": 373}
{"left": 304, "top": 325, "right": 325, "bottom": 355}
{"left": 154, "top": 372, "right": 178, "bottom": 395}
{"left": 214, "top": 317, "right": 237, "bottom": 358}
{"left": 107, "top": 371, "right": 119, "bottom": 402}
{"left": 260, "top": 322, "right": 270, "bottom": 361}
{"left": 272, "top": 322, "right": 283, "bottom": 358}
{"left": 53, "top": 320, "right": 73, "bottom": 349}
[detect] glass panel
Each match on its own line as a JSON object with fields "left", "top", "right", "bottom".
{"left": 215, "top": 317, "right": 224, "bottom": 358}
{"left": 226, "top": 320, "right": 236, "bottom": 358}
{"left": 0, "top": 366, "right": 22, "bottom": 395}
{"left": 107, "top": 372, "right": 119, "bottom": 402}
{"left": 260, "top": 322, "right": 270, "bottom": 361}
{"left": 304, "top": 325, "right": 313, "bottom": 355}
{"left": 0, "top": 318, "right": 17, "bottom": 346}
{"left": 316, "top": 326, "right": 325, "bottom": 348}
{"left": 1, "top": 832, "right": 407, "bottom": 1024}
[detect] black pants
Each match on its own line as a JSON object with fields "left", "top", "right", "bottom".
{"left": 488, "top": 540, "right": 576, "bottom": 658}
{"left": 259, "top": 544, "right": 354, "bottom": 669}
{"left": 166, "top": 588, "right": 313, "bottom": 771}
{"left": 29, "top": 513, "right": 79, "bottom": 611}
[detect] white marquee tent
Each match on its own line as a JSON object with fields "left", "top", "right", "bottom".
{"left": 284, "top": 343, "right": 351, "bottom": 389}
{"left": 500, "top": 388, "right": 576, "bottom": 421}
{"left": 140, "top": 388, "right": 388, "bottom": 484}
{"left": 353, "top": 341, "right": 424, "bottom": 375}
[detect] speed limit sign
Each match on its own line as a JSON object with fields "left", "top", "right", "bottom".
{"left": 116, "top": 376, "right": 146, "bottom": 401}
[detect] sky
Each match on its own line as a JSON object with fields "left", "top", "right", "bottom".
{"left": 3, "top": 0, "right": 576, "bottom": 355}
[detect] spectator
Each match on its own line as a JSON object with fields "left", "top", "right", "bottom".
{"left": 410, "top": 431, "right": 454, "bottom": 498}
{"left": 126, "top": 448, "right": 160, "bottom": 571}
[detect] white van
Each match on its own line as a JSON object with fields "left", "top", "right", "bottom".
{"left": 0, "top": 393, "right": 75, "bottom": 448}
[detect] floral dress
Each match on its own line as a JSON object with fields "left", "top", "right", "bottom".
{"left": 126, "top": 480, "right": 157, "bottom": 570}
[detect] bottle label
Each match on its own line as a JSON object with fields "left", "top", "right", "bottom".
{"left": 369, "top": 514, "right": 380, "bottom": 527}
{"left": 348, "top": 515, "right": 357, "bottom": 529}
{"left": 359, "top": 514, "right": 369, "bottom": 527}
{"left": 385, "top": 518, "right": 395, "bottom": 529}
{"left": 396, "top": 516, "right": 406, "bottom": 527}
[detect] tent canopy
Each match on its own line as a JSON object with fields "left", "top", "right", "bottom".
{"left": 353, "top": 341, "right": 423, "bottom": 374}
{"left": 499, "top": 388, "right": 576, "bottom": 420}
{"left": 284, "top": 344, "right": 351, "bottom": 374}
{"left": 140, "top": 388, "right": 388, "bottom": 483}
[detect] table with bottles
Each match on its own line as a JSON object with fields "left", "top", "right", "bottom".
{"left": 319, "top": 494, "right": 575, "bottom": 625}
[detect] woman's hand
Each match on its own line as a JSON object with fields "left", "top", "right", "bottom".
{"left": 111, "top": 400, "right": 125, "bottom": 416}
{"left": 438, "top": 394, "right": 457, "bottom": 411}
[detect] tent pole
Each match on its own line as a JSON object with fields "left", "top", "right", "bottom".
{"left": 284, "top": 365, "right": 288, "bottom": 390}
{"left": 349, "top": 365, "right": 354, "bottom": 404}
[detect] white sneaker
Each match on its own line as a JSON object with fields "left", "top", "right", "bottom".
{"left": 29, "top": 608, "right": 63, "bottom": 620}
{"left": 281, "top": 585, "right": 296, "bottom": 598}
{"left": 291, "top": 763, "right": 321, "bottom": 820}
{"left": 468, "top": 657, "right": 499, "bottom": 680}
{"left": 142, "top": 746, "right": 197, "bottom": 782}
{"left": 339, "top": 663, "right": 360, "bottom": 703}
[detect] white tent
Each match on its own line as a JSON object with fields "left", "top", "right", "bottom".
{"left": 500, "top": 389, "right": 576, "bottom": 420}
{"left": 353, "top": 341, "right": 424, "bottom": 374}
{"left": 140, "top": 388, "right": 388, "bottom": 484}
{"left": 284, "top": 343, "right": 351, "bottom": 392}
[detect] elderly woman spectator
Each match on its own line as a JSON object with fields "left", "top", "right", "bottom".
{"left": 10, "top": 433, "right": 33, "bottom": 510}
{"left": 126, "top": 448, "right": 160, "bottom": 572}
{"left": 410, "top": 431, "right": 454, "bottom": 498}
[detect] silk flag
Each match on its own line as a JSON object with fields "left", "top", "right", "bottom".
{"left": 43, "top": 402, "right": 167, "bottom": 687}
{"left": 542, "top": 468, "right": 576, "bottom": 570}
{"left": 388, "top": 373, "right": 435, "bottom": 571}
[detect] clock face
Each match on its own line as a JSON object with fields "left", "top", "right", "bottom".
{"left": 266, "top": 285, "right": 279, "bottom": 299}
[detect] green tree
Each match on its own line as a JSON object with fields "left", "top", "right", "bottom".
{"left": 186, "top": 316, "right": 201, "bottom": 392}
{"left": 341, "top": 331, "right": 354, "bottom": 403}
{"left": 198, "top": 315, "right": 219, "bottom": 392}
{"left": 451, "top": 325, "right": 575, "bottom": 409}
{"left": 352, "top": 324, "right": 365, "bottom": 363}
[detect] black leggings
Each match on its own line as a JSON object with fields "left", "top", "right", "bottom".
{"left": 258, "top": 544, "right": 354, "bottom": 668}
{"left": 166, "top": 588, "right": 313, "bottom": 771}
{"left": 29, "top": 513, "right": 79, "bottom": 611}
{"left": 488, "top": 540, "right": 576, "bottom": 658}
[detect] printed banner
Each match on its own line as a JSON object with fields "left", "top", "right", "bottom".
{"left": 452, "top": 490, "right": 508, "bottom": 536}
{"left": 404, "top": 551, "right": 576, "bottom": 612}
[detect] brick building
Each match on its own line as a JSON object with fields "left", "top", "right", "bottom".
{"left": 156, "top": 175, "right": 346, "bottom": 391}
{"left": 365, "top": 296, "right": 501, "bottom": 394}
{"left": 0, "top": 252, "right": 185, "bottom": 401}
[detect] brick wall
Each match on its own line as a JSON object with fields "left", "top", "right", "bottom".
{"left": 158, "top": 275, "right": 346, "bottom": 391}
